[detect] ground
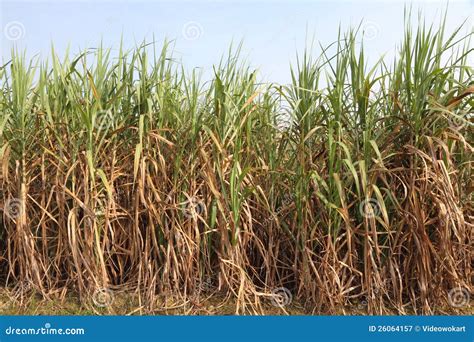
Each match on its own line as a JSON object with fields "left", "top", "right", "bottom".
{"left": 0, "top": 289, "right": 471, "bottom": 315}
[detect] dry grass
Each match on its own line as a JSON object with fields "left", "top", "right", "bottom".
{"left": 0, "top": 15, "right": 472, "bottom": 314}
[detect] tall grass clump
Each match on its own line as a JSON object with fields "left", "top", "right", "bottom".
{"left": 0, "top": 16, "right": 472, "bottom": 314}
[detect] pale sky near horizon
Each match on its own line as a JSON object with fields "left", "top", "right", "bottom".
{"left": 0, "top": 0, "right": 473, "bottom": 83}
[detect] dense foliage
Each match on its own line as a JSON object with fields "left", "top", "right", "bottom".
{"left": 0, "top": 17, "right": 472, "bottom": 314}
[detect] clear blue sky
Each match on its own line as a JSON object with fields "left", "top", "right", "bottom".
{"left": 1, "top": 0, "right": 473, "bottom": 83}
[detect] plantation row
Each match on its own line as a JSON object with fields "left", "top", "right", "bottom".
{"left": 0, "top": 18, "right": 472, "bottom": 314}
